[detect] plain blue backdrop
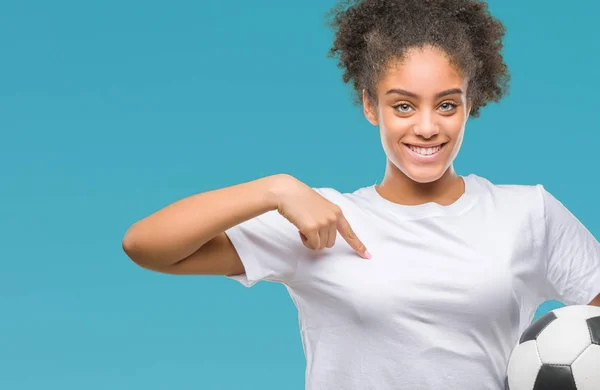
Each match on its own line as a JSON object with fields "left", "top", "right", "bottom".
{"left": 1, "top": 0, "right": 598, "bottom": 389}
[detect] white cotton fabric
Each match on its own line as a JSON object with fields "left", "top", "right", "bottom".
{"left": 225, "top": 174, "right": 600, "bottom": 390}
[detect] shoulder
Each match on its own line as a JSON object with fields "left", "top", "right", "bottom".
{"left": 468, "top": 174, "right": 545, "bottom": 207}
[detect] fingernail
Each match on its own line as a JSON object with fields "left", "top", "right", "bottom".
{"left": 364, "top": 251, "right": 372, "bottom": 260}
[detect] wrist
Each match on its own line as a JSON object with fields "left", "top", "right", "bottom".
{"left": 262, "top": 173, "right": 296, "bottom": 212}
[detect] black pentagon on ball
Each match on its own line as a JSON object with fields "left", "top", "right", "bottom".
{"left": 533, "top": 364, "right": 577, "bottom": 390}
{"left": 588, "top": 316, "right": 600, "bottom": 345}
{"left": 519, "top": 311, "right": 558, "bottom": 344}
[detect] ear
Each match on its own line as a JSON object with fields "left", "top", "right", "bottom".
{"left": 362, "top": 89, "right": 379, "bottom": 126}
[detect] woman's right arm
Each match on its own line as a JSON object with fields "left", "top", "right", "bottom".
{"left": 121, "top": 173, "right": 369, "bottom": 276}
{"left": 121, "top": 174, "right": 290, "bottom": 275}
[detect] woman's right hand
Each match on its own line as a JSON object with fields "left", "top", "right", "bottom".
{"left": 269, "top": 174, "right": 371, "bottom": 259}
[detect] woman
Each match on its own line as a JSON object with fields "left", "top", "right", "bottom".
{"left": 122, "top": 0, "right": 600, "bottom": 388}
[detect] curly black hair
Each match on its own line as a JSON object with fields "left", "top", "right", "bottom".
{"left": 326, "top": 0, "right": 510, "bottom": 118}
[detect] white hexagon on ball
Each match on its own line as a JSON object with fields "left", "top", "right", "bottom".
{"left": 536, "top": 317, "right": 591, "bottom": 365}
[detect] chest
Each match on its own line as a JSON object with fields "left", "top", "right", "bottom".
{"left": 291, "top": 213, "right": 542, "bottom": 329}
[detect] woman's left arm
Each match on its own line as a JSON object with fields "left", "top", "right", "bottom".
{"left": 590, "top": 294, "right": 600, "bottom": 306}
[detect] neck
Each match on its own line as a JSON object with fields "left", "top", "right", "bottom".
{"left": 376, "top": 162, "right": 465, "bottom": 206}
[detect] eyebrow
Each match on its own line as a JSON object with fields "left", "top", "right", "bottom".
{"left": 385, "top": 88, "right": 464, "bottom": 99}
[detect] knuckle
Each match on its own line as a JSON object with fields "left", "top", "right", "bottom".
{"left": 319, "top": 218, "right": 332, "bottom": 228}
{"left": 326, "top": 215, "right": 338, "bottom": 225}
{"left": 303, "top": 223, "right": 319, "bottom": 233}
{"left": 332, "top": 205, "right": 343, "bottom": 216}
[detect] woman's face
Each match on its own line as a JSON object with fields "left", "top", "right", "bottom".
{"left": 363, "top": 46, "right": 471, "bottom": 184}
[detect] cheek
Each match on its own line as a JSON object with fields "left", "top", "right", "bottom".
{"left": 379, "top": 127, "right": 411, "bottom": 170}
{"left": 378, "top": 111, "right": 408, "bottom": 141}
{"left": 378, "top": 119, "right": 408, "bottom": 156}
{"left": 447, "top": 120, "right": 466, "bottom": 147}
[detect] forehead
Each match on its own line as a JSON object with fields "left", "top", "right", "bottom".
{"left": 377, "top": 47, "right": 466, "bottom": 95}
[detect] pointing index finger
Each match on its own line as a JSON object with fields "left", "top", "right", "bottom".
{"left": 336, "top": 214, "right": 371, "bottom": 259}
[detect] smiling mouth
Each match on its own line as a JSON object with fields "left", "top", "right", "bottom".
{"left": 404, "top": 142, "right": 447, "bottom": 156}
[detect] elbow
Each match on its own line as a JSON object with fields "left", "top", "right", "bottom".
{"left": 121, "top": 232, "right": 136, "bottom": 260}
{"left": 121, "top": 224, "right": 174, "bottom": 272}
{"left": 122, "top": 224, "right": 149, "bottom": 267}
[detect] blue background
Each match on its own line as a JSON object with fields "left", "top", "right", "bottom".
{"left": 1, "top": 0, "right": 598, "bottom": 388}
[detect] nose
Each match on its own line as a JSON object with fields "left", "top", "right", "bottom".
{"left": 412, "top": 113, "right": 439, "bottom": 139}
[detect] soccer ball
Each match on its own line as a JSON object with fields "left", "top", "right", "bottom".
{"left": 506, "top": 305, "right": 600, "bottom": 390}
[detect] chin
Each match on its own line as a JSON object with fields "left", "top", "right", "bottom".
{"left": 399, "top": 165, "right": 450, "bottom": 184}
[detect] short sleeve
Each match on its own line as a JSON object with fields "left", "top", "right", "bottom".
{"left": 538, "top": 185, "right": 600, "bottom": 305}
{"left": 224, "top": 209, "right": 307, "bottom": 288}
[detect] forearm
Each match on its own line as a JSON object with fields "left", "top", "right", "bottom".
{"left": 122, "top": 173, "right": 288, "bottom": 267}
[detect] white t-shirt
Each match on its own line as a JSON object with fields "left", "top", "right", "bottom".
{"left": 224, "top": 174, "right": 600, "bottom": 390}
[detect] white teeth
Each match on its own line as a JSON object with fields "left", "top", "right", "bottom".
{"left": 409, "top": 145, "right": 442, "bottom": 156}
